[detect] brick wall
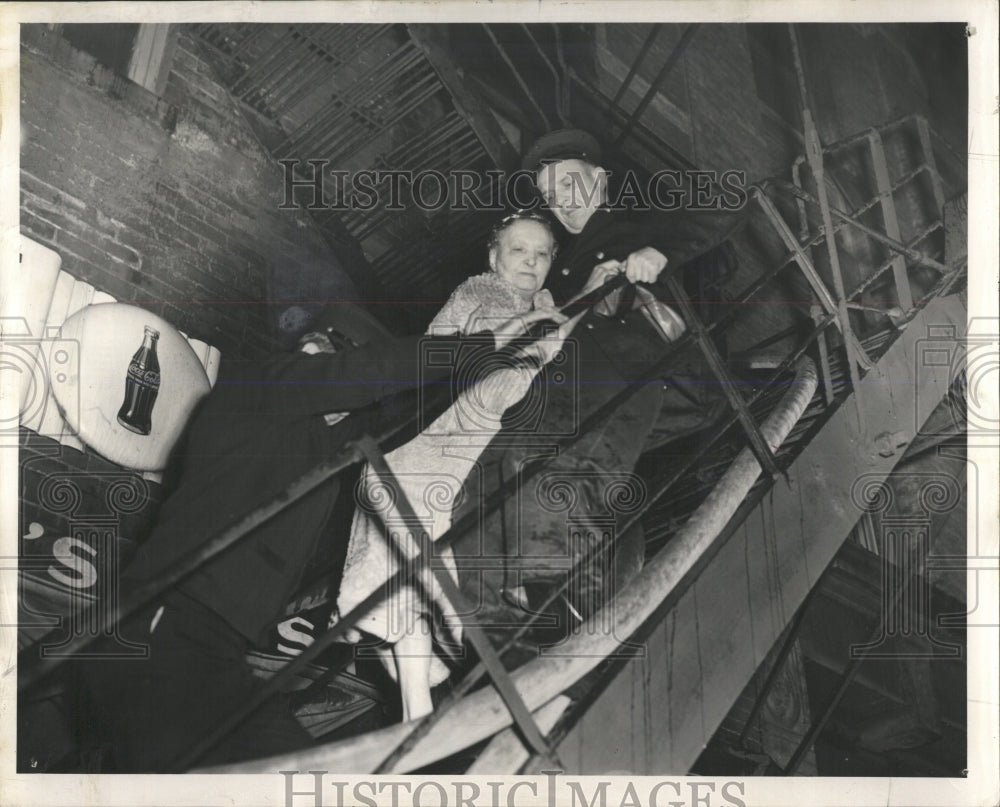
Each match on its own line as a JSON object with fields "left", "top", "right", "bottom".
{"left": 17, "top": 26, "right": 365, "bottom": 627}
{"left": 683, "top": 25, "right": 774, "bottom": 179}
{"left": 20, "top": 25, "right": 358, "bottom": 360}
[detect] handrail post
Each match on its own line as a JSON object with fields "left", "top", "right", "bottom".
{"left": 867, "top": 130, "right": 914, "bottom": 313}
{"left": 789, "top": 23, "right": 866, "bottom": 430}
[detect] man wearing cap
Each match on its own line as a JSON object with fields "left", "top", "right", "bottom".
{"left": 526, "top": 127, "right": 743, "bottom": 312}
{"left": 452, "top": 129, "right": 743, "bottom": 631}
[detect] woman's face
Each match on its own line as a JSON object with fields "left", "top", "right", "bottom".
{"left": 489, "top": 219, "right": 555, "bottom": 296}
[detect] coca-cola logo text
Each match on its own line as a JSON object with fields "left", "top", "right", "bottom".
{"left": 126, "top": 363, "right": 160, "bottom": 387}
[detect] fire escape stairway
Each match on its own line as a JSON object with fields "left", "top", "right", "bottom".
{"left": 536, "top": 117, "right": 969, "bottom": 775}
{"left": 198, "top": 115, "right": 967, "bottom": 775}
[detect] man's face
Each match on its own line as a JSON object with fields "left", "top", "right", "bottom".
{"left": 489, "top": 219, "right": 555, "bottom": 295}
{"left": 535, "top": 159, "right": 606, "bottom": 234}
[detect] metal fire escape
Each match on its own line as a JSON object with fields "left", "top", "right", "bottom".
{"left": 17, "top": 23, "right": 969, "bottom": 775}
{"left": 183, "top": 22, "right": 968, "bottom": 773}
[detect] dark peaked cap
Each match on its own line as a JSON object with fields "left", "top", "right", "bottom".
{"left": 521, "top": 128, "right": 603, "bottom": 171}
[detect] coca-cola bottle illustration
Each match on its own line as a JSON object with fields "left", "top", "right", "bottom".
{"left": 117, "top": 326, "right": 160, "bottom": 435}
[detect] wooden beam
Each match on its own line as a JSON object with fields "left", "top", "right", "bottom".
{"left": 560, "top": 293, "right": 967, "bottom": 772}
{"left": 127, "top": 24, "right": 178, "bottom": 97}
{"left": 407, "top": 24, "right": 521, "bottom": 170}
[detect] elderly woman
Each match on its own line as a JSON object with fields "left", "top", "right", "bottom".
{"left": 336, "top": 212, "right": 569, "bottom": 721}
{"left": 428, "top": 210, "right": 557, "bottom": 334}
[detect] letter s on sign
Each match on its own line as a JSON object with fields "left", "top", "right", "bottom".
{"left": 48, "top": 537, "right": 98, "bottom": 589}
{"left": 277, "top": 616, "right": 315, "bottom": 656}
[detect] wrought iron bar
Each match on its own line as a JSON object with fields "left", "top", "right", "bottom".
{"left": 753, "top": 188, "right": 873, "bottom": 370}
{"left": 811, "top": 305, "right": 836, "bottom": 405}
{"left": 241, "top": 37, "right": 308, "bottom": 110}
{"left": 230, "top": 26, "right": 295, "bottom": 93}
{"left": 757, "top": 161, "right": 936, "bottom": 302}
{"left": 612, "top": 23, "right": 699, "bottom": 148}
{"left": 611, "top": 24, "right": 663, "bottom": 108}
{"left": 566, "top": 68, "right": 694, "bottom": 171}
{"left": 775, "top": 181, "right": 950, "bottom": 274}
{"left": 789, "top": 24, "right": 866, "bottom": 433}
{"left": 274, "top": 42, "right": 420, "bottom": 154}
{"left": 520, "top": 24, "right": 568, "bottom": 126}
{"left": 481, "top": 24, "right": 551, "bottom": 131}
{"left": 261, "top": 27, "right": 370, "bottom": 117}
{"left": 803, "top": 113, "right": 920, "bottom": 157}
{"left": 551, "top": 24, "right": 571, "bottom": 121}
{"left": 915, "top": 116, "right": 948, "bottom": 210}
{"left": 867, "top": 130, "right": 914, "bottom": 311}
{"left": 303, "top": 72, "right": 440, "bottom": 165}
{"left": 358, "top": 438, "right": 559, "bottom": 762}
{"left": 665, "top": 276, "right": 782, "bottom": 480}
{"left": 848, "top": 221, "right": 943, "bottom": 300}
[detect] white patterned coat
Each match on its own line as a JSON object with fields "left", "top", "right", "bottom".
{"left": 336, "top": 272, "right": 544, "bottom": 719}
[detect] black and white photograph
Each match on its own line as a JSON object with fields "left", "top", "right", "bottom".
{"left": 1, "top": 2, "right": 997, "bottom": 806}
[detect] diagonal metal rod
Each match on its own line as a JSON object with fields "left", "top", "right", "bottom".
{"left": 612, "top": 23, "right": 699, "bottom": 148}
{"left": 231, "top": 26, "right": 299, "bottom": 94}
{"left": 611, "top": 24, "right": 663, "bottom": 109}
{"left": 788, "top": 23, "right": 866, "bottom": 432}
{"left": 773, "top": 180, "right": 951, "bottom": 274}
{"left": 751, "top": 160, "right": 938, "bottom": 312}
{"left": 665, "top": 276, "right": 782, "bottom": 480}
{"left": 753, "top": 188, "right": 874, "bottom": 371}
{"left": 358, "top": 438, "right": 558, "bottom": 761}
{"left": 481, "top": 24, "right": 551, "bottom": 131}
{"left": 520, "top": 24, "right": 567, "bottom": 126}
{"left": 867, "top": 130, "right": 914, "bottom": 312}
{"left": 566, "top": 68, "right": 694, "bottom": 171}
{"left": 849, "top": 221, "right": 943, "bottom": 301}
{"left": 550, "top": 24, "right": 571, "bottom": 122}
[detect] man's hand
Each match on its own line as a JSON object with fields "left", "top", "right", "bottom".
{"left": 582, "top": 259, "right": 624, "bottom": 295}
{"left": 577, "top": 247, "right": 668, "bottom": 300}
{"left": 623, "top": 246, "right": 668, "bottom": 284}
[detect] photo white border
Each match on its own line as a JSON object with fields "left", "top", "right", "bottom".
{"left": 1, "top": 2, "right": 996, "bottom": 806}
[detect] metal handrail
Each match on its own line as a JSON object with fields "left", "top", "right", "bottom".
{"left": 18, "top": 163, "right": 963, "bottom": 772}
